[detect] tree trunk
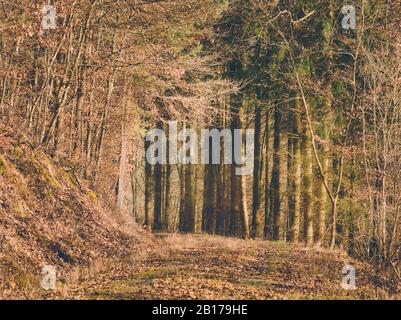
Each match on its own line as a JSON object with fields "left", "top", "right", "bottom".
{"left": 178, "top": 163, "right": 186, "bottom": 232}
{"left": 202, "top": 146, "right": 217, "bottom": 234}
{"left": 144, "top": 138, "right": 154, "bottom": 227}
{"left": 163, "top": 146, "right": 171, "bottom": 231}
{"left": 264, "top": 112, "right": 271, "bottom": 239}
{"left": 117, "top": 108, "right": 129, "bottom": 210}
{"left": 182, "top": 162, "right": 196, "bottom": 233}
{"left": 251, "top": 105, "right": 263, "bottom": 238}
{"left": 290, "top": 98, "right": 302, "bottom": 242}
{"left": 153, "top": 121, "right": 164, "bottom": 232}
{"left": 271, "top": 107, "right": 282, "bottom": 240}
{"left": 303, "top": 125, "right": 314, "bottom": 246}
{"left": 316, "top": 142, "right": 329, "bottom": 244}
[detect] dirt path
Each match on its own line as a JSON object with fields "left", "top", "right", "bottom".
{"left": 59, "top": 234, "right": 396, "bottom": 300}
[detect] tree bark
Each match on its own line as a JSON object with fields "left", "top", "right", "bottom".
{"left": 303, "top": 124, "right": 314, "bottom": 246}
{"left": 145, "top": 138, "right": 154, "bottom": 227}
{"left": 290, "top": 97, "right": 302, "bottom": 242}
{"left": 271, "top": 107, "right": 282, "bottom": 240}
{"left": 251, "top": 105, "right": 263, "bottom": 238}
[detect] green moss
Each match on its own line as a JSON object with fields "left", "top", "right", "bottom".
{"left": 42, "top": 170, "right": 60, "bottom": 188}
{"left": 0, "top": 155, "right": 5, "bottom": 175}
{"left": 87, "top": 267, "right": 177, "bottom": 300}
{"left": 87, "top": 191, "right": 97, "bottom": 201}
{"left": 13, "top": 146, "right": 24, "bottom": 158}
{"left": 33, "top": 157, "right": 61, "bottom": 188}
{"left": 0, "top": 158, "right": 32, "bottom": 201}
{"left": 268, "top": 45, "right": 288, "bottom": 74}
{"left": 332, "top": 80, "right": 347, "bottom": 96}
{"left": 1, "top": 258, "right": 39, "bottom": 290}
{"left": 131, "top": 267, "right": 174, "bottom": 280}
{"left": 14, "top": 271, "right": 37, "bottom": 289}
{"left": 12, "top": 200, "right": 28, "bottom": 217}
{"left": 297, "top": 55, "right": 311, "bottom": 77}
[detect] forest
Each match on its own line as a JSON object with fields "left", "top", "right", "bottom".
{"left": 0, "top": 0, "right": 400, "bottom": 300}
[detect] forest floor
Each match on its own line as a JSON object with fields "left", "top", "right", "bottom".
{"left": 54, "top": 234, "right": 399, "bottom": 300}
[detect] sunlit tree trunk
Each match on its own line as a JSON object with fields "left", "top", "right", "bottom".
{"left": 153, "top": 122, "right": 163, "bottom": 231}
{"left": 303, "top": 122, "right": 314, "bottom": 246}
{"left": 316, "top": 138, "right": 329, "bottom": 244}
{"left": 163, "top": 138, "right": 171, "bottom": 232}
{"left": 117, "top": 104, "right": 129, "bottom": 210}
{"left": 264, "top": 112, "right": 271, "bottom": 239}
{"left": 288, "top": 97, "right": 302, "bottom": 242}
{"left": 145, "top": 137, "right": 154, "bottom": 227}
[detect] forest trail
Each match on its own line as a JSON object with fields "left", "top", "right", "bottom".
{"left": 59, "top": 234, "right": 395, "bottom": 300}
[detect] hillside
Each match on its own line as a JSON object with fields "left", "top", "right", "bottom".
{"left": 0, "top": 126, "right": 156, "bottom": 299}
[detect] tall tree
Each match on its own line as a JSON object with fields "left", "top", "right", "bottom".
{"left": 251, "top": 104, "right": 263, "bottom": 238}
{"left": 270, "top": 106, "right": 282, "bottom": 240}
